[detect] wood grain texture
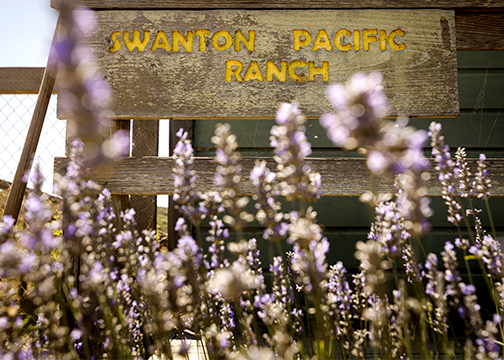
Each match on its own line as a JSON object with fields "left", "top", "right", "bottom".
{"left": 0, "top": 68, "right": 55, "bottom": 94}
{"left": 58, "top": 9, "right": 458, "bottom": 119}
{"left": 54, "top": 157, "right": 504, "bottom": 196}
{"left": 130, "top": 120, "right": 159, "bottom": 231}
{"left": 110, "top": 120, "right": 131, "bottom": 230}
{"left": 51, "top": 0, "right": 504, "bottom": 10}
{"left": 456, "top": 12, "right": 504, "bottom": 50}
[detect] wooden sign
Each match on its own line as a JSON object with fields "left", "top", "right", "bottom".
{"left": 59, "top": 9, "right": 458, "bottom": 119}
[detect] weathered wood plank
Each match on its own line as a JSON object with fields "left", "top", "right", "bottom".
{"left": 130, "top": 120, "right": 159, "bottom": 231}
{"left": 0, "top": 68, "right": 57, "bottom": 95}
{"left": 455, "top": 12, "right": 504, "bottom": 50}
{"left": 110, "top": 120, "right": 131, "bottom": 230}
{"left": 54, "top": 157, "right": 504, "bottom": 196}
{"left": 58, "top": 9, "right": 459, "bottom": 119}
{"left": 51, "top": 0, "right": 504, "bottom": 10}
{"left": 2, "top": 52, "right": 501, "bottom": 96}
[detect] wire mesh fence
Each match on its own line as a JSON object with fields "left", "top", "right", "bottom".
{"left": 0, "top": 93, "right": 65, "bottom": 222}
{"left": 0, "top": 92, "right": 170, "bottom": 235}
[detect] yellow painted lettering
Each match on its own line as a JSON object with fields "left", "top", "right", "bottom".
{"left": 334, "top": 29, "right": 352, "bottom": 51}
{"left": 288, "top": 60, "right": 307, "bottom": 82}
{"left": 244, "top": 61, "right": 264, "bottom": 81}
{"left": 172, "top": 31, "right": 193, "bottom": 52}
{"left": 313, "top": 29, "right": 333, "bottom": 51}
{"left": 225, "top": 60, "right": 243, "bottom": 81}
{"left": 266, "top": 61, "right": 287, "bottom": 81}
{"left": 308, "top": 61, "right": 329, "bottom": 81}
{"left": 212, "top": 30, "right": 233, "bottom": 51}
{"left": 151, "top": 31, "right": 171, "bottom": 51}
{"left": 195, "top": 29, "right": 211, "bottom": 51}
{"left": 388, "top": 29, "right": 406, "bottom": 51}
{"left": 293, "top": 30, "right": 312, "bottom": 51}
{"left": 362, "top": 29, "right": 378, "bottom": 51}
{"left": 123, "top": 30, "right": 150, "bottom": 52}
{"left": 234, "top": 30, "right": 255, "bottom": 51}
{"left": 353, "top": 30, "right": 360, "bottom": 51}
{"left": 380, "top": 29, "right": 387, "bottom": 50}
{"left": 109, "top": 31, "right": 122, "bottom": 52}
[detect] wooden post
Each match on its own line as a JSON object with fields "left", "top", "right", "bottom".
{"left": 168, "top": 119, "right": 193, "bottom": 250}
{"left": 4, "top": 29, "right": 58, "bottom": 222}
{"left": 131, "top": 120, "right": 159, "bottom": 232}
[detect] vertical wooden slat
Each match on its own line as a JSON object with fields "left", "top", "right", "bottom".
{"left": 111, "top": 120, "right": 131, "bottom": 230}
{"left": 168, "top": 119, "right": 193, "bottom": 250}
{"left": 131, "top": 120, "right": 159, "bottom": 232}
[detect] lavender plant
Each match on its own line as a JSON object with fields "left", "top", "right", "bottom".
{"left": 1, "top": 2, "right": 503, "bottom": 359}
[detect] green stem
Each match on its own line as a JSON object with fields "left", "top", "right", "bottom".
{"left": 484, "top": 199, "right": 498, "bottom": 241}
{"left": 463, "top": 249, "right": 474, "bottom": 285}
{"left": 414, "top": 235, "right": 427, "bottom": 259}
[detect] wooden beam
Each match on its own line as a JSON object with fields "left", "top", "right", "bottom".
{"left": 51, "top": 0, "right": 504, "bottom": 10}
{"left": 54, "top": 157, "right": 504, "bottom": 197}
{"left": 455, "top": 11, "right": 504, "bottom": 50}
{"left": 0, "top": 68, "right": 57, "bottom": 95}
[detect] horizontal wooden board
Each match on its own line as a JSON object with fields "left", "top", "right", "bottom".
{"left": 58, "top": 9, "right": 459, "bottom": 119}
{"left": 54, "top": 156, "right": 504, "bottom": 196}
{"left": 455, "top": 11, "right": 504, "bottom": 50}
{"left": 0, "top": 68, "right": 57, "bottom": 95}
{"left": 51, "top": 0, "right": 504, "bottom": 10}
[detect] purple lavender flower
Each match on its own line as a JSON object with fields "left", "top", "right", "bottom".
{"left": 321, "top": 72, "right": 388, "bottom": 150}
{"left": 205, "top": 217, "right": 229, "bottom": 270}
{"left": 368, "top": 200, "right": 410, "bottom": 257}
{"left": 424, "top": 253, "right": 449, "bottom": 334}
{"left": 455, "top": 147, "right": 475, "bottom": 199}
{"left": 251, "top": 160, "right": 288, "bottom": 242}
{"left": 212, "top": 124, "right": 253, "bottom": 232}
{"left": 401, "top": 246, "right": 422, "bottom": 285}
{"left": 172, "top": 128, "right": 206, "bottom": 225}
{"left": 476, "top": 153, "right": 492, "bottom": 199}
{"left": 326, "top": 262, "right": 353, "bottom": 340}
{"left": 469, "top": 235, "right": 503, "bottom": 279}
{"left": 270, "top": 256, "right": 294, "bottom": 305}
{"left": 322, "top": 74, "right": 432, "bottom": 234}
{"left": 270, "top": 102, "right": 321, "bottom": 204}
{"left": 429, "top": 122, "right": 462, "bottom": 225}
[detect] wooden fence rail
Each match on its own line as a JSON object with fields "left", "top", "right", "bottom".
{"left": 54, "top": 157, "right": 504, "bottom": 197}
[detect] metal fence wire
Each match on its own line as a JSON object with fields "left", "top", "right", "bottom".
{"left": 0, "top": 94, "right": 65, "bottom": 220}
